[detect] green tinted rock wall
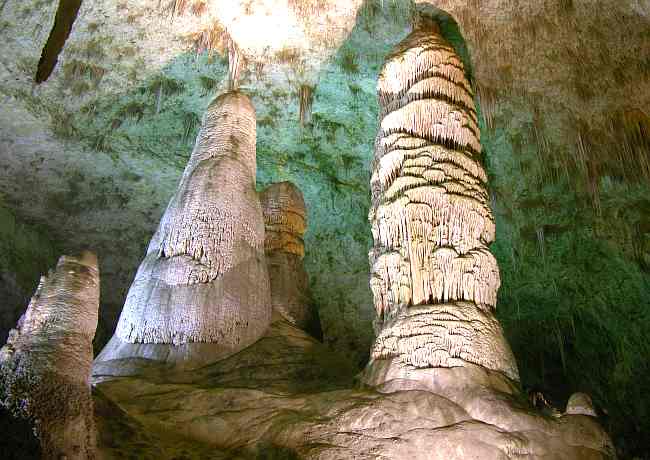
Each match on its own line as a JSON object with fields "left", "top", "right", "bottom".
{"left": 1, "top": 1, "right": 649, "bottom": 455}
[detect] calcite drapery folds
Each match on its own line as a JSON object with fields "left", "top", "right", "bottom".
{"left": 95, "top": 91, "right": 271, "bottom": 368}
{"left": 259, "top": 181, "right": 322, "bottom": 339}
{"left": 364, "top": 16, "right": 519, "bottom": 385}
{"left": 0, "top": 252, "right": 99, "bottom": 459}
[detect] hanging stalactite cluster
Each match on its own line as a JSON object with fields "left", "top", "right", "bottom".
{"left": 366, "top": 16, "right": 518, "bottom": 381}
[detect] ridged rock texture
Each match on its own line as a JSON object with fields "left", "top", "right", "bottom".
{"left": 0, "top": 0, "right": 647, "bottom": 456}
{"left": 0, "top": 252, "right": 99, "bottom": 459}
{"left": 364, "top": 15, "right": 518, "bottom": 386}
{"left": 259, "top": 181, "right": 322, "bottom": 339}
{"left": 94, "top": 91, "right": 271, "bottom": 368}
{"left": 92, "top": 293, "right": 616, "bottom": 460}
{"left": 86, "top": 16, "right": 615, "bottom": 459}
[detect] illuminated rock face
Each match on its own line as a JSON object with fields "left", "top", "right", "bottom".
{"left": 260, "top": 181, "right": 321, "bottom": 339}
{"left": 96, "top": 92, "right": 271, "bottom": 367}
{"left": 365, "top": 17, "right": 519, "bottom": 385}
{"left": 0, "top": 252, "right": 99, "bottom": 460}
{"left": 88, "top": 19, "right": 615, "bottom": 458}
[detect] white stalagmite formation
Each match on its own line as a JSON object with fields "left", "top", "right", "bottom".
{"left": 260, "top": 181, "right": 321, "bottom": 339}
{"left": 110, "top": 92, "right": 271, "bottom": 355}
{"left": 365, "top": 17, "right": 518, "bottom": 382}
{"left": 0, "top": 252, "right": 99, "bottom": 460}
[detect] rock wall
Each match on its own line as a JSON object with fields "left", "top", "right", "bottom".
{"left": 428, "top": 0, "right": 650, "bottom": 191}
{"left": 0, "top": 203, "right": 58, "bottom": 345}
{"left": 0, "top": 252, "right": 99, "bottom": 459}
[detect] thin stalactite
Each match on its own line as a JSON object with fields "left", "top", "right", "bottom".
{"left": 35, "top": 0, "right": 83, "bottom": 84}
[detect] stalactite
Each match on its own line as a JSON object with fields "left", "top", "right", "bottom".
{"left": 364, "top": 14, "right": 518, "bottom": 383}
{"left": 476, "top": 83, "right": 497, "bottom": 130}
{"left": 299, "top": 84, "right": 314, "bottom": 126}
{"left": 228, "top": 37, "right": 243, "bottom": 91}
{"left": 612, "top": 108, "right": 650, "bottom": 182}
{"left": 35, "top": 0, "right": 83, "bottom": 84}
{"left": 192, "top": 21, "right": 227, "bottom": 56}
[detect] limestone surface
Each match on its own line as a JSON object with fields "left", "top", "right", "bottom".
{"left": 88, "top": 20, "right": 614, "bottom": 456}
{"left": 92, "top": 316, "right": 615, "bottom": 459}
{"left": 0, "top": 1, "right": 643, "bottom": 455}
{"left": 0, "top": 251, "right": 99, "bottom": 459}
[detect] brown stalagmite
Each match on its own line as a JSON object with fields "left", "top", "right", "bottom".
{"left": 0, "top": 251, "right": 99, "bottom": 459}
{"left": 364, "top": 15, "right": 519, "bottom": 385}
{"left": 94, "top": 92, "right": 271, "bottom": 369}
{"left": 259, "top": 181, "right": 322, "bottom": 339}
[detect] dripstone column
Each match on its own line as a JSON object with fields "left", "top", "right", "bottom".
{"left": 364, "top": 16, "right": 519, "bottom": 388}
{"left": 96, "top": 92, "right": 271, "bottom": 368}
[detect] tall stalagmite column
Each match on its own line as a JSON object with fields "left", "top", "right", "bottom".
{"left": 0, "top": 252, "right": 99, "bottom": 459}
{"left": 96, "top": 92, "right": 271, "bottom": 368}
{"left": 259, "top": 182, "right": 321, "bottom": 339}
{"left": 364, "top": 16, "right": 519, "bottom": 387}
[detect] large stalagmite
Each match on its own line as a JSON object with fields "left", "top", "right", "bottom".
{"left": 363, "top": 15, "right": 518, "bottom": 388}
{"left": 87, "top": 16, "right": 615, "bottom": 459}
{"left": 0, "top": 252, "right": 99, "bottom": 460}
{"left": 94, "top": 92, "right": 271, "bottom": 369}
{"left": 259, "top": 181, "right": 322, "bottom": 339}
